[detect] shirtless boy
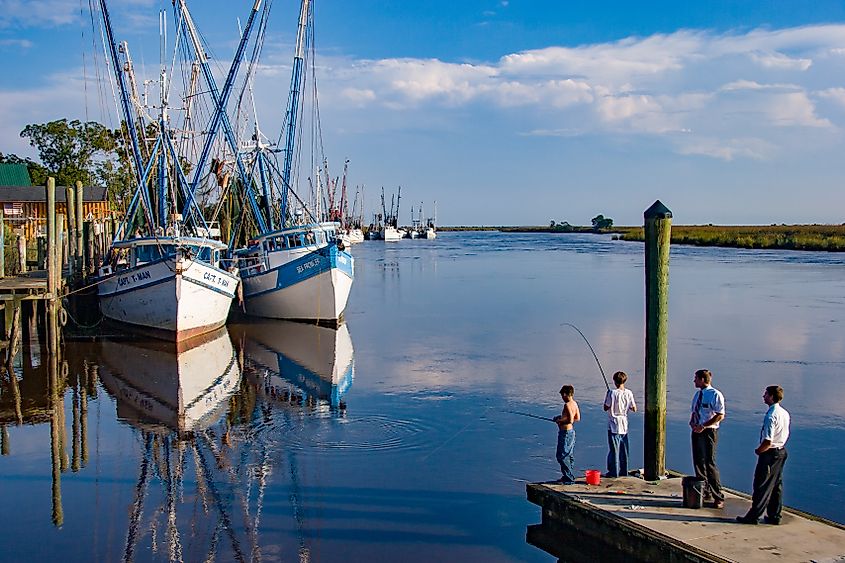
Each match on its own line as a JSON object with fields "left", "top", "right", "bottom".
{"left": 553, "top": 385, "right": 581, "bottom": 484}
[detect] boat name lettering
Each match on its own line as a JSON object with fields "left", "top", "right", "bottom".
{"left": 202, "top": 271, "right": 230, "bottom": 288}
{"left": 117, "top": 270, "right": 152, "bottom": 287}
{"left": 296, "top": 257, "right": 321, "bottom": 274}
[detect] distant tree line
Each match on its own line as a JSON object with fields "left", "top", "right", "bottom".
{"left": 548, "top": 214, "right": 614, "bottom": 232}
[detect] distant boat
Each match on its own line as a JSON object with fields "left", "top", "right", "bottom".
{"left": 424, "top": 200, "right": 438, "bottom": 239}
{"left": 379, "top": 187, "right": 403, "bottom": 241}
{"left": 98, "top": 328, "right": 241, "bottom": 434}
{"left": 383, "top": 225, "right": 402, "bottom": 241}
{"left": 230, "top": 319, "right": 354, "bottom": 408}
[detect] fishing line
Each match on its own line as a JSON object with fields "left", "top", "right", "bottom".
{"left": 506, "top": 410, "right": 555, "bottom": 423}
{"left": 562, "top": 323, "right": 611, "bottom": 391}
{"left": 421, "top": 404, "right": 494, "bottom": 461}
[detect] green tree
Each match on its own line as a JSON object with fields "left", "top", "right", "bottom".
{"left": 20, "top": 119, "right": 115, "bottom": 187}
{"left": 591, "top": 214, "right": 614, "bottom": 231}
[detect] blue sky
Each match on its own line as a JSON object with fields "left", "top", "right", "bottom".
{"left": 2, "top": 1, "right": 845, "bottom": 225}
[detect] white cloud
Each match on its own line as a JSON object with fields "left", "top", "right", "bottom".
{"left": 298, "top": 24, "right": 845, "bottom": 160}
{"left": 0, "top": 0, "right": 79, "bottom": 27}
{"left": 817, "top": 87, "right": 845, "bottom": 108}
{"left": 676, "top": 137, "right": 775, "bottom": 161}
{"left": 0, "top": 37, "right": 32, "bottom": 48}
{"left": 750, "top": 51, "right": 812, "bottom": 71}
{"left": 764, "top": 92, "right": 831, "bottom": 127}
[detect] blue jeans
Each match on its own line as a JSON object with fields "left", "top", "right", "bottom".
{"left": 607, "top": 431, "right": 629, "bottom": 477}
{"left": 556, "top": 428, "right": 576, "bottom": 482}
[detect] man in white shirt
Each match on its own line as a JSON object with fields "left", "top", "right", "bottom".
{"left": 689, "top": 369, "right": 726, "bottom": 508}
{"left": 737, "top": 385, "right": 791, "bottom": 525}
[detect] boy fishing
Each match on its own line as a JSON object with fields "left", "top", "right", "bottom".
{"left": 603, "top": 371, "right": 637, "bottom": 478}
{"left": 553, "top": 385, "right": 580, "bottom": 484}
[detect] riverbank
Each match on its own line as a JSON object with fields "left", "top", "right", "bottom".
{"left": 442, "top": 224, "right": 845, "bottom": 252}
{"left": 613, "top": 224, "right": 845, "bottom": 251}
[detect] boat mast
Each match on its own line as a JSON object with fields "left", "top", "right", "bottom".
{"left": 340, "top": 159, "right": 349, "bottom": 227}
{"left": 176, "top": 0, "right": 269, "bottom": 239}
{"left": 98, "top": 0, "right": 156, "bottom": 239}
{"left": 280, "top": 0, "right": 311, "bottom": 225}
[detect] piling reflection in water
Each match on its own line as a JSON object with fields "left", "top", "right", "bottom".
{"left": 229, "top": 319, "right": 355, "bottom": 411}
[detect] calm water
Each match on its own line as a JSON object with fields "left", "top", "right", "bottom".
{"left": 1, "top": 231, "right": 844, "bottom": 562}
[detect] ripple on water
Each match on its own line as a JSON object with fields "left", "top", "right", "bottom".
{"left": 260, "top": 411, "right": 449, "bottom": 458}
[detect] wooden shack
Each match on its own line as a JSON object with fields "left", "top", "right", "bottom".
{"left": 0, "top": 182, "right": 111, "bottom": 240}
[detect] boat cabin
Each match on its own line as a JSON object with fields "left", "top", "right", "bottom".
{"left": 102, "top": 237, "right": 228, "bottom": 275}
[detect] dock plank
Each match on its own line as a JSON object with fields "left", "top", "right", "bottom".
{"left": 527, "top": 476, "right": 845, "bottom": 562}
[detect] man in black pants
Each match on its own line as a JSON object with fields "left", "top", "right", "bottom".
{"left": 690, "top": 369, "right": 726, "bottom": 509}
{"left": 737, "top": 385, "right": 791, "bottom": 524}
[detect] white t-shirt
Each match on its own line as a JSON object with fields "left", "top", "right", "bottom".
{"left": 605, "top": 388, "right": 636, "bottom": 434}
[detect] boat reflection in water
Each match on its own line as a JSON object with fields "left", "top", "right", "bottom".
{"left": 229, "top": 319, "right": 354, "bottom": 410}
{"left": 98, "top": 327, "right": 241, "bottom": 435}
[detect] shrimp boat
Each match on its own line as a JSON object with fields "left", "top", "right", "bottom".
{"left": 93, "top": 0, "right": 253, "bottom": 340}
{"left": 229, "top": 0, "right": 353, "bottom": 324}
{"left": 98, "top": 236, "right": 237, "bottom": 340}
{"left": 235, "top": 223, "right": 353, "bottom": 321}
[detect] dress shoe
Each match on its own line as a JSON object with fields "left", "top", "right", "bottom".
{"left": 710, "top": 500, "right": 725, "bottom": 509}
{"left": 763, "top": 516, "right": 781, "bottom": 525}
{"left": 736, "top": 515, "right": 758, "bottom": 524}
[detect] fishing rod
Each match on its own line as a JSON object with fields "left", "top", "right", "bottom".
{"left": 562, "top": 323, "right": 611, "bottom": 391}
{"left": 507, "top": 410, "right": 556, "bottom": 423}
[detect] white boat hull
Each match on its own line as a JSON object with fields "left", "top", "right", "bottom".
{"left": 240, "top": 242, "right": 354, "bottom": 322}
{"left": 382, "top": 226, "right": 402, "bottom": 241}
{"left": 98, "top": 258, "right": 238, "bottom": 341}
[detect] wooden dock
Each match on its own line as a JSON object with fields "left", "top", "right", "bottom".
{"left": 526, "top": 475, "right": 845, "bottom": 562}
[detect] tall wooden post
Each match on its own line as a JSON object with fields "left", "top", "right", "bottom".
{"left": 17, "top": 233, "right": 26, "bottom": 274}
{"left": 46, "top": 177, "right": 58, "bottom": 356}
{"left": 644, "top": 200, "right": 672, "bottom": 481}
{"left": 75, "top": 181, "right": 84, "bottom": 277}
{"left": 66, "top": 186, "right": 76, "bottom": 277}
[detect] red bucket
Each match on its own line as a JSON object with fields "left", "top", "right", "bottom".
{"left": 585, "top": 470, "right": 601, "bottom": 485}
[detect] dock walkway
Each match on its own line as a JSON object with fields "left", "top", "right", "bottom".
{"left": 527, "top": 476, "right": 845, "bottom": 562}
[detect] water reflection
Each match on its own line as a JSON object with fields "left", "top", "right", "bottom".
{"left": 98, "top": 328, "right": 240, "bottom": 435}
{"left": 229, "top": 320, "right": 354, "bottom": 410}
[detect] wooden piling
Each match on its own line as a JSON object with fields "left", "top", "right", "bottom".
{"left": 57, "top": 214, "right": 66, "bottom": 282}
{"left": 75, "top": 181, "right": 84, "bottom": 278}
{"left": 65, "top": 186, "right": 76, "bottom": 276}
{"left": 17, "top": 233, "right": 26, "bottom": 274}
{"left": 46, "top": 177, "right": 59, "bottom": 356}
{"left": 5, "top": 300, "right": 22, "bottom": 365}
{"left": 643, "top": 200, "right": 672, "bottom": 481}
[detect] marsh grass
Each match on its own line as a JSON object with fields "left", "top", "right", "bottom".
{"left": 614, "top": 224, "right": 845, "bottom": 251}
